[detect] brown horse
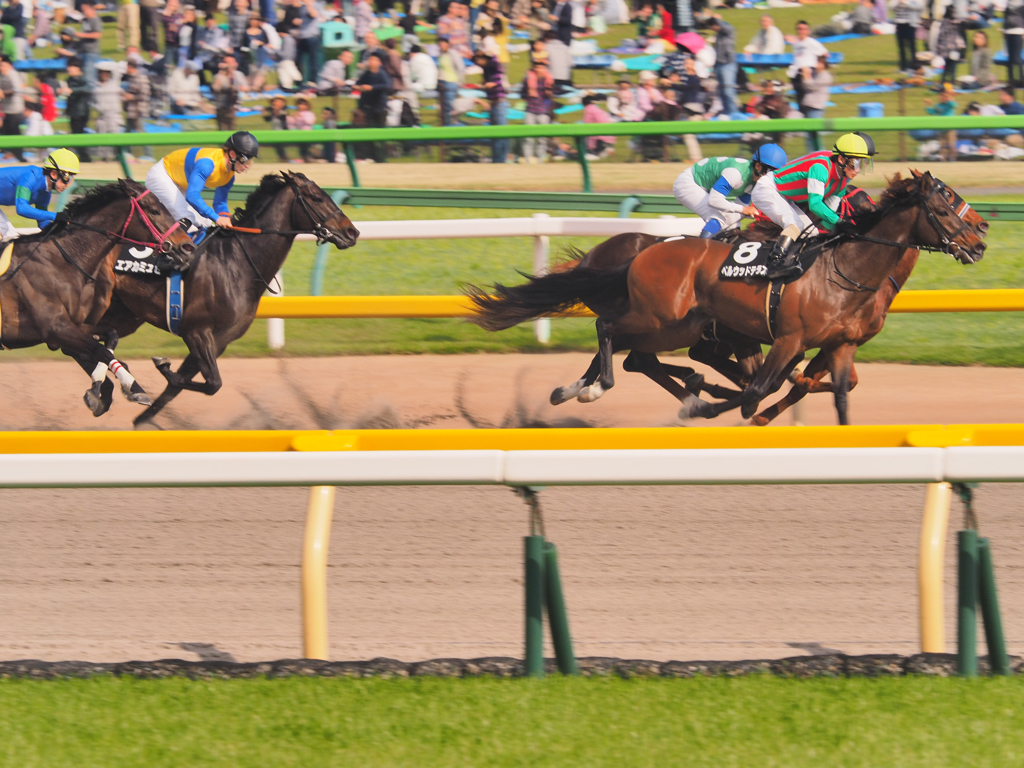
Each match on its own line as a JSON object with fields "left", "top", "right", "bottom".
{"left": 553, "top": 185, "right": 988, "bottom": 424}
{"left": 91, "top": 172, "right": 360, "bottom": 426}
{"left": 0, "top": 180, "right": 194, "bottom": 414}
{"left": 468, "top": 172, "right": 986, "bottom": 424}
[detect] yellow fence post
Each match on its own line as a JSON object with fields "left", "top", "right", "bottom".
{"left": 920, "top": 482, "right": 952, "bottom": 653}
{"left": 302, "top": 486, "right": 336, "bottom": 660}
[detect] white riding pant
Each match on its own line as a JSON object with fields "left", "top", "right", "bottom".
{"left": 0, "top": 208, "right": 20, "bottom": 241}
{"left": 751, "top": 173, "right": 813, "bottom": 233}
{"left": 672, "top": 168, "right": 741, "bottom": 229}
{"left": 146, "top": 159, "right": 216, "bottom": 229}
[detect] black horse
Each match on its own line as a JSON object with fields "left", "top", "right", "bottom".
{"left": 92, "top": 171, "right": 360, "bottom": 426}
{"left": 0, "top": 179, "right": 194, "bottom": 414}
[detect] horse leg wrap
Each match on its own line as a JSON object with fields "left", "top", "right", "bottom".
{"left": 109, "top": 359, "right": 137, "bottom": 393}
{"left": 91, "top": 362, "right": 108, "bottom": 383}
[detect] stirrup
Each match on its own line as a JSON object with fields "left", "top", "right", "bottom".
{"left": 766, "top": 251, "right": 803, "bottom": 280}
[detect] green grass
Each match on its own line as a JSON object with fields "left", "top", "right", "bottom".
{"left": 2, "top": 675, "right": 1024, "bottom": 766}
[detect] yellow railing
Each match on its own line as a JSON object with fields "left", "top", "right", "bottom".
{"left": 2, "top": 423, "right": 1022, "bottom": 453}
{"left": 253, "top": 289, "right": 1024, "bottom": 319}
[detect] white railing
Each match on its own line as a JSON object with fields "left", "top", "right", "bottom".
{"left": 267, "top": 213, "right": 701, "bottom": 349}
{"left": 2, "top": 445, "right": 1017, "bottom": 661}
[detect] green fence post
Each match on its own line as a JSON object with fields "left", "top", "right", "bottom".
{"left": 958, "top": 529, "right": 979, "bottom": 677}
{"left": 575, "top": 137, "right": 592, "bottom": 193}
{"left": 525, "top": 534, "right": 546, "bottom": 678}
{"left": 309, "top": 189, "right": 352, "bottom": 295}
{"left": 117, "top": 148, "right": 134, "bottom": 181}
{"left": 617, "top": 195, "right": 641, "bottom": 218}
{"left": 978, "top": 537, "right": 1011, "bottom": 675}
{"left": 543, "top": 541, "right": 578, "bottom": 675}
{"left": 344, "top": 144, "right": 360, "bottom": 188}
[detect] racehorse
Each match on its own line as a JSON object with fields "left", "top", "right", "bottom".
{"left": 550, "top": 184, "right": 988, "bottom": 425}
{"left": 91, "top": 172, "right": 360, "bottom": 426}
{"left": 468, "top": 171, "right": 987, "bottom": 425}
{"left": 0, "top": 179, "right": 194, "bottom": 414}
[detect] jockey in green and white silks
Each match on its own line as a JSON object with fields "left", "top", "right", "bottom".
{"left": 672, "top": 144, "right": 788, "bottom": 239}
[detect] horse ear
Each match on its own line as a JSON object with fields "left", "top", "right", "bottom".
{"left": 910, "top": 169, "right": 922, "bottom": 179}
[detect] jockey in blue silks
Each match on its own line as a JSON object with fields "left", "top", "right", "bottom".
{"left": 0, "top": 149, "right": 80, "bottom": 240}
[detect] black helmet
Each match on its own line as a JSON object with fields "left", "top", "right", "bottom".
{"left": 225, "top": 131, "right": 259, "bottom": 160}
{"left": 852, "top": 131, "right": 877, "bottom": 156}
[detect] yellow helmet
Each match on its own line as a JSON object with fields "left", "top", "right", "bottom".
{"left": 43, "top": 149, "right": 81, "bottom": 176}
{"left": 832, "top": 133, "right": 873, "bottom": 172}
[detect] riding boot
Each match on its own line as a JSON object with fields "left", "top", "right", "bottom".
{"left": 765, "top": 235, "right": 803, "bottom": 279}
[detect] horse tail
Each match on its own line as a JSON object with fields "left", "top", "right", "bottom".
{"left": 465, "top": 261, "right": 633, "bottom": 331}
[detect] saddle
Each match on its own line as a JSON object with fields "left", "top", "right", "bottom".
{"left": 716, "top": 231, "right": 829, "bottom": 286}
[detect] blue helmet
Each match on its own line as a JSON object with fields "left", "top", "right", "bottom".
{"left": 752, "top": 143, "right": 787, "bottom": 171}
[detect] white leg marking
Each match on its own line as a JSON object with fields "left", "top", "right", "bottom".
{"left": 577, "top": 380, "right": 606, "bottom": 403}
{"left": 91, "top": 362, "right": 108, "bottom": 383}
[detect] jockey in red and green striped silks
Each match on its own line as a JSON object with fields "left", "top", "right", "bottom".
{"left": 752, "top": 132, "right": 875, "bottom": 280}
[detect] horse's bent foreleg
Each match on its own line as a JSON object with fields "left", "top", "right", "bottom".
{"left": 693, "top": 336, "right": 805, "bottom": 420}
{"left": 551, "top": 352, "right": 600, "bottom": 405}
{"left": 134, "top": 354, "right": 202, "bottom": 427}
{"left": 577, "top": 317, "right": 615, "bottom": 403}
{"left": 623, "top": 351, "right": 705, "bottom": 412}
{"left": 152, "top": 330, "right": 223, "bottom": 395}
{"left": 751, "top": 350, "right": 831, "bottom": 426}
{"left": 52, "top": 321, "right": 151, "bottom": 414}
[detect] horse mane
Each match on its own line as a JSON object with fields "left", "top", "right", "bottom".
{"left": 18, "top": 178, "right": 142, "bottom": 243}
{"left": 231, "top": 172, "right": 291, "bottom": 225}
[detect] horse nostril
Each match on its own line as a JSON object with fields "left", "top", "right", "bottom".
{"left": 347, "top": 227, "right": 359, "bottom": 240}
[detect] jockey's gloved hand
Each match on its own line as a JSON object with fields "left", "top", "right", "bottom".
{"left": 833, "top": 218, "right": 858, "bottom": 236}
{"left": 53, "top": 211, "right": 70, "bottom": 226}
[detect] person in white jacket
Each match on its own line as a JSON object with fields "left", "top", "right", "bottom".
{"left": 743, "top": 14, "right": 785, "bottom": 55}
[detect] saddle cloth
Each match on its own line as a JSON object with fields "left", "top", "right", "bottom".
{"left": 717, "top": 237, "right": 826, "bottom": 284}
{"left": 114, "top": 244, "right": 184, "bottom": 336}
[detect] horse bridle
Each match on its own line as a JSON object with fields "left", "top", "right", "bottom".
{"left": 4, "top": 187, "right": 190, "bottom": 283}
{"left": 222, "top": 174, "right": 351, "bottom": 293}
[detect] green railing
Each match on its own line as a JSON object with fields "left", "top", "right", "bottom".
{"left": 10, "top": 114, "right": 1024, "bottom": 192}
{"left": 61, "top": 180, "right": 1024, "bottom": 222}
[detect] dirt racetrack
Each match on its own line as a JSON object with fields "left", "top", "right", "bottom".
{"left": 1, "top": 354, "right": 1023, "bottom": 664}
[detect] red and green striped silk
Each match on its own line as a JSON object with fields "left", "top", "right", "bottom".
{"left": 772, "top": 152, "right": 848, "bottom": 228}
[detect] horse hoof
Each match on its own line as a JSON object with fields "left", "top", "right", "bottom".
{"left": 679, "top": 397, "right": 714, "bottom": 420}
{"left": 152, "top": 356, "right": 171, "bottom": 367}
{"left": 125, "top": 381, "right": 152, "bottom": 406}
{"left": 750, "top": 414, "right": 770, "bottom": 427}
{"left": 83, "top": 389, "right": 110, "bottom": 417}
{"left": 683, "top": 373, "right": 704, "bottom": 395}
{"left": 550, "top": 387, "right": 569, "bottom": 406}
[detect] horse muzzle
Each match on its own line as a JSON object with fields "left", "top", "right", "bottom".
{"left": 955, "top": 241, "right": 986, "bottom": 264}
{"left": 330, "top": 225, "right": 360, "bottom": 249}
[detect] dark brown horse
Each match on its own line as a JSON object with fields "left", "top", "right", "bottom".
{"left": 468, "top": 172, "right": 987, "bottom": 425}
{"left": 91, "top": 172, "right": 360, "bottom": 426}
{"left": 0, "top": 179, "right": 194, "bottom": 414}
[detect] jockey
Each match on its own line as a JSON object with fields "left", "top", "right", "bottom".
{"left": 0, "top": 149, "right": 80, "bottom": 240}
{"left": 145, "top": 131, "right": 259, "bottom": 240}
{"left": 752, "top": 132, "right": 875, "bottom": 279}
{"left": 672, "top": 144, "right": 788, "bottom": 239}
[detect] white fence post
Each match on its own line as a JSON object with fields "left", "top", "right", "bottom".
{"left": 267, "top": 270, "right": 285, "bottom": 351}
{"left": 532, "top": 213, "right": 551, "bottom": 344}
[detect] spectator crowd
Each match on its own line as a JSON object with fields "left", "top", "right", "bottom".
{"left": 0, "top": 0, "right": 1020, "bottom": 165}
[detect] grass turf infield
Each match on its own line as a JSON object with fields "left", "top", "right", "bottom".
{"left": 2, "top": 675, "right": 1023, "bottom": 766}
{"left": 5, "top": 199, "right": 1020, "bottom": 366}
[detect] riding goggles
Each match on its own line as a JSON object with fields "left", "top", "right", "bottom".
{"left": 53, "top": 169, "right": 74, "bottom": 184}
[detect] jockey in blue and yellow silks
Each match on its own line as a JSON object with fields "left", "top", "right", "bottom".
{"left": 145, "top": 131, "right": 259, "bottom": 237}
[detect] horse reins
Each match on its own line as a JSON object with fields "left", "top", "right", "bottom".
{"left": 3, "top": 188, "right": 186, "bottom": 283}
